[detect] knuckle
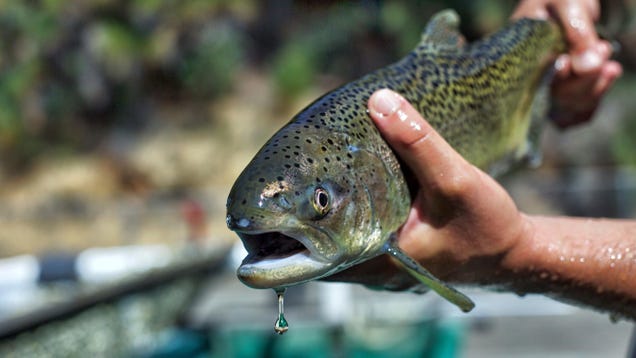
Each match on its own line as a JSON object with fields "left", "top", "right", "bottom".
{"left": 438, "top": 168, "right": 476, "bottom": 199}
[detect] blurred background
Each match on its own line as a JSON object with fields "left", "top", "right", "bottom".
{"left": 0, "top": 0, "right": 635, "bottom": 356}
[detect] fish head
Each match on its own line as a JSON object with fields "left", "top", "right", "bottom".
{"left": 226, "top": 119, "right": 392, "bottom": 289}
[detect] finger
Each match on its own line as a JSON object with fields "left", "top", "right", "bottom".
{"left": 368, "top": 89, "right": 472, "bottom": 195}
{"left": 511, "top": 0, "right": 550, "bottom": 20}
{"left": 592, "top": 60, "right": 623, "bottom": 97}
{"left": 549, "top": 0, "right": 604, "bottom": 74}
{"left": 553, "top": 58, "right": 622, "bottom": 108}
{"left": 551, "top": 60, "right": 622, "bottom": 128}
{"left": 553, "top": 54, "right": 572, "bottom": 80}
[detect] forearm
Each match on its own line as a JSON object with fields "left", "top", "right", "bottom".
{"left": 499, "top": 215, "right": 636, "bottom": 319}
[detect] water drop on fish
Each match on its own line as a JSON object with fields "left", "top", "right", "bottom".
{"left": 274, "top": 288, "right": 289, "bottom": 335}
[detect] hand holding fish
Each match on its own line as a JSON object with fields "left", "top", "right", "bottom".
{"left": 329, "top": 89, "right": 636, "bottom": 319}
{"left": 512, "top": 0, "right": 622, "bottom": 127}
{"left": 369, "top": 89, "right": 530, "bottom": 283}
{"left": 324, "top": 89, "right": 531, "bottom": 290}
{"left": 228, "top": 8, "right": 636, "bottom": 319}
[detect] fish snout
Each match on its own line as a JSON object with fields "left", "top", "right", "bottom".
{"left": 226, "top": 213, "right": 253, "bottom": 231}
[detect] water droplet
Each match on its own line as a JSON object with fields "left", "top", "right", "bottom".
{"left": 274, "top": 288, "right": 289, "bottom": 335}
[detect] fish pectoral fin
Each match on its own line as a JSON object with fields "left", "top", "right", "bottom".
{"left": 383, "top": 237, "right": 475, "bottom": 313}
{"left": 419, "top": 9, "right": 466, "bottom": 51}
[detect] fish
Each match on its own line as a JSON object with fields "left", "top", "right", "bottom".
{"left": 225, "top": 9, "right": 563, "bottom": 312}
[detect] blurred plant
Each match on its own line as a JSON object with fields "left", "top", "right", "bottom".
{"left": 179, "top": 21, "right": 245, "bottom": 98}
{"left": 0, "top": 0, "right": 248, "bottom": 172}
{"left": 270, "top": 3, "right": 383, "bottom": 98}
{"left": 1, "top": 0, "right": 625, "bottom": 176}
{"left": 614, "top": 122, "right": 636, "bottom": 167}
{"left": 269, "top": 0, "right": 512, "bottom": 99}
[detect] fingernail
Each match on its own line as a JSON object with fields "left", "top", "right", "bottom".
{"left": 370, "top": 89, "right": 401, "bottom": 118}
{"left": 597, "top": 41, "right": 611, "bottom": 57}
{"left": 554, "top": 54, "right": 569, "bottom": 72}
{"left": 572, "top": 48, "right": 602, "bottom": 73}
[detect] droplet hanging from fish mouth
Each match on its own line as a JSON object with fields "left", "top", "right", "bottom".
{"left": 274, "top": 288, "right": 289, "bottom": 334}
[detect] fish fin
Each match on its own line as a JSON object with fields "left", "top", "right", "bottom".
{"left": 523, "top": 69, "right": 554, "bottom": 168}
{"left": 417, "top": 9, "right": 466, "bottom": 52}
{"left": 383, "top": 236, "right": 475, "bottom": 313}
{"left": 488, "top": 68, "right": 554, "bottom": 177}
{"left": 516, "top": 68, "right": 555, "bottom": 170}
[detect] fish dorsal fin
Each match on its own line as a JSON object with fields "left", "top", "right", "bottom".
{"left": 417, "top": 9, "right": 466, "bottom": 53}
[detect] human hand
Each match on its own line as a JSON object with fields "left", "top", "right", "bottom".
{"left": 323, "top": 89, "right": 531, "bottom": 290}
{"left": 512, "top": 0, "right": 622, "bottom": 128}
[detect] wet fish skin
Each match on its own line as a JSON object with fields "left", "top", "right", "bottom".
{"left": 226, "top": 10, "right": 563, "bottom": 308}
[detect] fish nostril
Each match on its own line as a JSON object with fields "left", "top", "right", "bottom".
{"left": 226, "top": 214, "right": 252, "bottom": 230}
{"left": 237, "top": 218, "right": 251, "bottom": 228}
{"left": 278, "top": 195, "right": 292, "bottom": 210}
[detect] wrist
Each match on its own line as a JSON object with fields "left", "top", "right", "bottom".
{"left": 500, "top": 212, "right": 539, "bottom": 275}
{"left": 446, "top": 212, "right": 537, "bottom": 286}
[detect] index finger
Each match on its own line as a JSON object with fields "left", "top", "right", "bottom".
{"left": 549, "top": 0, "right": 600, "bottom": 53}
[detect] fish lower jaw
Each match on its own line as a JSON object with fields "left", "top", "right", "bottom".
{"left": 237, "top": 251, "right": 334, "bottom": 289}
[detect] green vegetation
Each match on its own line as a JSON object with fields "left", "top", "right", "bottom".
{"left": 0, "top": 0, "right": 633, "bottom": 174}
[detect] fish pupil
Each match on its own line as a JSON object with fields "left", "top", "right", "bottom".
{"left": 318, "top": 192, "right": 328, "bottom": 207}
{"left": 313, "top": 187, "right": 330, "bottom": 214}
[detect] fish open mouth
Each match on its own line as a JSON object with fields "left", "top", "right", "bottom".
{"left": 235, "top": 230, "right": 335, "bottom": 288}
{"left": 240, "top": 231, "right": 310, "bottom": 263}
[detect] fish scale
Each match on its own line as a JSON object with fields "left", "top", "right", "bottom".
{"left": 226, "top": 10, "right": 564, "bottom": 312}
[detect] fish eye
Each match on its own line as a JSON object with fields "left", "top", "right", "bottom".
{"left": 312, "top": 187, "right": 330, "bottom": 216}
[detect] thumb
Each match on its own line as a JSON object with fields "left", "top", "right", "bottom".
{"left": 549, "top": 0, "right": 607, "bottom": 74}
{"left": 368, "top": 89, "right": 473, "bottom": 196}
